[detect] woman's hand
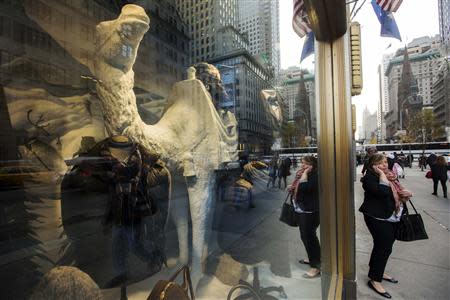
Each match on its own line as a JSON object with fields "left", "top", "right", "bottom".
{"left": 399, "top": 189, "right": 412, "bottom": 198}
{"left": 300, "top": 166, "right": 312, "bottom": 181}
{"left": 304, "top": 165, "right": 313, "bottom": 174}
{"left": 372, "top": 165, "right": 383, "bottom": 175}
{"left": 373, "top": 165, "right": 389, "bottom": 184}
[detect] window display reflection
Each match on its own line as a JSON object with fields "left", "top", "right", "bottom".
{"left": 0, "top": 1, "right": 321, "bottom": 299}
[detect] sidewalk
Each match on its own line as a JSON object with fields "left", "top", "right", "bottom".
{"left": 104, "top": 167, "right": 450, "bottom": 299}
{"left": 355, "top": 165, "right": 450, "bottom": 300}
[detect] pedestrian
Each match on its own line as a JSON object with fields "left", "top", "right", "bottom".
{"left": 386, "top": 153, "right": 396, "bottom": 170}
{"left": 359, "top": 153, "right": 413, "bottom": 299}
{"left": 362, "top": 146, "right": 377, "bottom": 175}
{"left": 431, "top": 156, "right": 449, "bottom": 198}
{"left": 292, "top": 157, "right": 298, "bottom": 169}
{"left": 278, "top": 157, "right": 291, "bottom": 189}
{"left": 426, "top": 153, "right": 437, "bottom": 168}
{"left": 407, "top": 154, "right": 414, "bottom": 168}
{"left": 293, "top": 155, "right": 321, "bottom": 279}
{"left": 266, "top": 156, "right": 278, "bottom": 189}
{"left": 419, "top": 154, "right": 426, "bottom": 171}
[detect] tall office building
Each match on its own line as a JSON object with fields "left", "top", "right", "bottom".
{"left": 175, "top": 0, "right": 241, "bottom": 64}
{"left": 438, "top": 0, "right": 450, "bottom": 57}
{"left": 237, "top": 0, "right": 280, "bottom": 76}
{"left": 361, "top": 107, "right": 378, "bottom": 142}
{"left": 380, "top": 53, "right": 395, "bottom": 113}
{"left": 377, "top": 65, "right": 385, "bottom": 142}
{"left": 210, "top": 52, "right": 275, "bottom": 153}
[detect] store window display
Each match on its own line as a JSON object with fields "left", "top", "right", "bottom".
{"left": 0, "top": 2, "right": 321, "bottom": 300}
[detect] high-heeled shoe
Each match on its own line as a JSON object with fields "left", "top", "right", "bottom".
{"left": 383, "top": 276, "right": 398, "bottom": 284}
{"left": 368, "top": 280, "right": 392, "bottom": 299}
{"left": 303, "top": 271, "right": 320, "bottom": 279}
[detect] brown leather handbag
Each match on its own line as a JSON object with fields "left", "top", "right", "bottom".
{"left": 147, "top": 265, "right": 195, "bottom": 300}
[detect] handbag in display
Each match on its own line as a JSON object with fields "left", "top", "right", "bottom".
{"left": 395, "top": 200, "right": 429, "bottom": 242}
{"left": 147, "top": 265, "right": 194, "bottom": 300}
{"left": 236, "top": 178, "right": 253, "bottom": 190}
{"left": 227, "top": 284, "right": 261, "bottom": 300}
{"left": 425, "top": 170, "right": 432, "bottom": 179}
{"left": 279, "top": 193, "right": 298, "bottom": 227}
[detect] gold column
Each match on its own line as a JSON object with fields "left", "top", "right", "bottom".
{"left": 315, "top": 27, "right": 356, "bottom": 300}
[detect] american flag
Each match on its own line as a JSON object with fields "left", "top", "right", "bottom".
{"left": 292, "top": 0, "right": 311, "bottom": 38}
{"left": 376, "top": 0, "right": 403, "bottom": 12}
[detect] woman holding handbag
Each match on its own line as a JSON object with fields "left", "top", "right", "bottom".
{"left": 294, "top": 156, "right": 321, "bottom": 279}
{"left": 359, "top": 153, "right": 412, "bottom": 299}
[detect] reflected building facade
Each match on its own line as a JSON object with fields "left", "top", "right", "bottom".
{"left": 384, "top": 39, "right": 441, "bottom": 140}
{"left": 211, "top": 51, "right": 274, "bottom": 154}
{"left": 237, "top": 0, "right": 280, "bottom": 77}
{"left": 278, "top": 67, "right": 316, "bottom": 144}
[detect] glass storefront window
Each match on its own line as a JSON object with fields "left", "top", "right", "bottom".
{"left": 0, "top": 1, "right": 326, "bottom": 299}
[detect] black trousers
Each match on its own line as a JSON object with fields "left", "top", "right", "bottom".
{"left": 364, "top": 214, "right": 397, "bottom": 282}
{"left": 433, "top": 178, "right": 447, "bottom": 197}
{"left": 298, "top": 212, "right": 321, "bottom": 268}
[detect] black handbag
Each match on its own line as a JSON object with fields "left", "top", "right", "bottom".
{"left": 279, "top": 193, "right": 298, "bottom": 227}
{"left": 395, "top": 200, "right": 428, "bottom": 242}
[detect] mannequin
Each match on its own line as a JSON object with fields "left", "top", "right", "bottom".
{"left": 101, "top": 135, "right": 162, "bottom": 287}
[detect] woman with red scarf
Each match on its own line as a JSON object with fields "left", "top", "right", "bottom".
{"left": 290, "top": 156, "right": 320, "bottom": 279}
{"left": 359, "top": 153, "right": 412, "bottom": 299}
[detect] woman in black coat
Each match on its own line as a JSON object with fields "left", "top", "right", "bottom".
{"left": 295, "top": 155, "right": 320, "bottom": 278}
{"left": 431, "top": 156, "right": 449, "bottom": 198}
{"left": 360, "top": 153, "right": 412, "bottom": 299}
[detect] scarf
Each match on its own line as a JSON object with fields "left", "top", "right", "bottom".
{"left": 385, "top": 170, "right": 407, "bottom": 212}
{"left": 288, "top": 168, "right": 305, "bottom": 204}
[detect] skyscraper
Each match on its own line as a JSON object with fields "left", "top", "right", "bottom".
{"left": 175, "top": 0, "right": 240, "bottom": 64}
{"left": 237, "top": 0, "right": 280, "bottom": 76}
{"left": 438, "top": 0, "right": 450, "bottom": 57}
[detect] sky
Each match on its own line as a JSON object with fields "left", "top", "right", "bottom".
{"left": 278, "top": 0, "right": 440, "bottom": 134}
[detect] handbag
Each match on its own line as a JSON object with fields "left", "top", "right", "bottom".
{"left": 236, "top": 178, "right": 253, "bottom": 189}
{"left": 395, "top": 200, "right": 428, "bottom": 242}
{"left": 279, "top": 193, "right": 298, "bottom": 227}
{"left": 147, "top": 265, "right": 194, "bottom": 300}
{"left": 425, "top": 170, "right": 432, "bottom": 179}
{"left": 227, "top": 284, "right": 261, "bottom": 300}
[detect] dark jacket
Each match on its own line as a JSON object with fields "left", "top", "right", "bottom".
{"left": 426, "top": 154, "right": 437, "bottom": 167}
{"left": 296, "top": 170, "right": 319, "bottom": 212}
{"left": 431, "top": 163, "right": 449, "bottom": 181}
{"left": 359, "top": 169, "right": 396, "bottom": 219}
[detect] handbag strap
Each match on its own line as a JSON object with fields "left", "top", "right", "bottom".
{"left": 283, "top": 192, "right": 291, "bottom": 204}
{"left": 405, "top": 199, "right": 419, "bottom": 215}
{"left": 168, "top": 265, "right": 195, "bottom": 300}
